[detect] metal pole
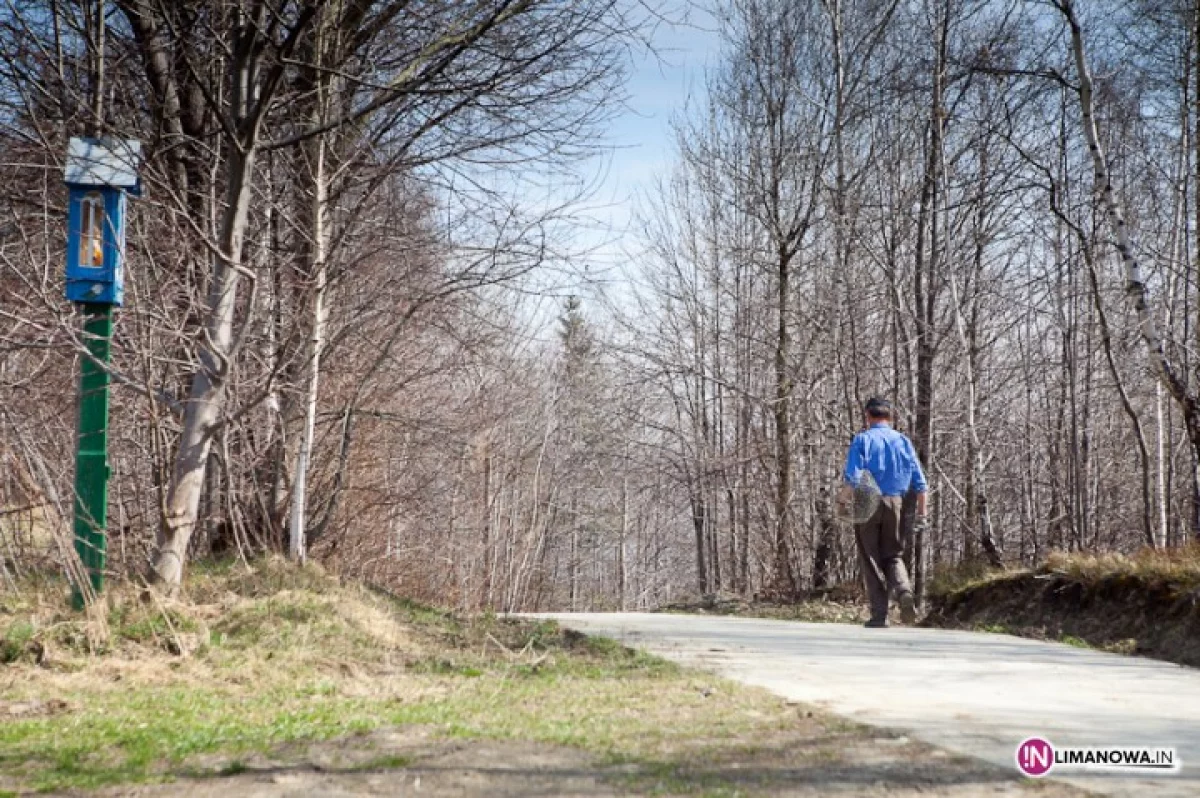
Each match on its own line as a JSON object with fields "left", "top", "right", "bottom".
{"left": 72, "top": 303, "right": 112, "bottom": 608}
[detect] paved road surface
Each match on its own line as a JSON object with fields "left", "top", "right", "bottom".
{"left": 532, "top": 613, "right": 1200, "bottom": 797}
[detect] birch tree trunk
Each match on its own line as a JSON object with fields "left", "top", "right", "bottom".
{"left": 1046, "top": 177, "right": 1157, "bottom": 549}
{"left": 287, "top": 2, "right": 341, "bottom": 564}
{"left": 288, "top": 132, "right": 329, "bottom": 563}
{"left": 1057, "top": 0, "right": 1200, "bottom": 541}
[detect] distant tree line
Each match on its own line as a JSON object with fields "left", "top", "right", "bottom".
{"left": 623, "top": 0, "right": 1200, "bottom": 605}
{"left": 2, "top": 0, "right": 1198, "bottom": 610}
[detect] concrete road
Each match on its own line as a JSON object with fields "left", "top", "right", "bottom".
{"left": 532, "top": 613, "right": 1200, "bottom": 797}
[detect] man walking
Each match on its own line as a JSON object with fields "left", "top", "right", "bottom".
{"left": 838, "top": 398, "right": 927, "bottom": 628}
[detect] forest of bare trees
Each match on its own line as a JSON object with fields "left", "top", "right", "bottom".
{"left": 3, "top": 0, "right": 1200, "bottom": 612}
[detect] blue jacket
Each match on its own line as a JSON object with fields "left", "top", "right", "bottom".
{"left": 843, "top": 422, "right": 928, "bottom": 497}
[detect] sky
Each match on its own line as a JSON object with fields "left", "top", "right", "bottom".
{"left": 487, "top": 3, "right": 723, "bottom": 340}
{"left": 576, "top": 3, "right": 721, "bottom": 280}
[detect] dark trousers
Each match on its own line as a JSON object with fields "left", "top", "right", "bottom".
{"left": 855, "top": 495, "right": 912, "bottom": 621}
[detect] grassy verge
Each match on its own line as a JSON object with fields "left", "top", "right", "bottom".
{"left": 923, "top": 546, "right": 1200, "bottom": 667}
{"left": 0, "top": 558, "right": 849, "bottom": 795}
{"left": 659, "top": 585, "right": 868, "bottom": 625}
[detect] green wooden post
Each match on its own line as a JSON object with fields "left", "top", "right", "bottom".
{"left": 72, "top": 304, "right": 112, "bottom": 608}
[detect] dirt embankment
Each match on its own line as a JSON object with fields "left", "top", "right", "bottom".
{"left": 923, "top": 554, "right": 1200, "bottom": 668}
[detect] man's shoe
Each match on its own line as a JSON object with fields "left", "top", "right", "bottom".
{"left": 899, "top": 592, "right": 917, "bottom": 625}
{"left": 864, "top": 618, "right": 888, "bottom": 628}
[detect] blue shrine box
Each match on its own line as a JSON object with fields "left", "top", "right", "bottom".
{"left": 64, "top": 138, "right": 142, "bottom": 306}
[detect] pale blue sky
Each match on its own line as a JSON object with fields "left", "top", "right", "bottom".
{"left": 579, "top": 3, "right": 721, "bottom": 276}
{"left": 498, "top": 3, "right": 723, "bottom": 335}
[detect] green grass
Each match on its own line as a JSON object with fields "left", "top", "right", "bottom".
{"left": 0, "top": 619, "right": 35, "bottom": 663}
{"left": 0, "top": 559, "right": 803, "bottom": 794}
{"left": 0, "top": 684, "right": 443, "bottom": 790}
{"left": 0, "top": 646, "right": 764, "bottom": 791}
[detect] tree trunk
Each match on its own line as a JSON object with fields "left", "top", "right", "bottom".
{"left": 814, "top": 0, "right": 845, "bottom": 592}
{"left": 692, "top": 491, "right": 708, "bottom": 595}
{"left": 772, "top": 243, "right": 797, "bottom": 596}
{"left": 288, "top": 132, "right": 329, "bottom": 563}
{"left": 618, "top": 467, "right": 628, "bottom": 610}
{"left": 950, "top": 274, "right": 1003, "bottom": 569}
{"left": 910, "top": 4, "right": 947, "bottom": 595}
{"left": 1058, "top": 0, "right": 1200, "bottom": 542}
{"left": 153, "top": 145, "right": 257, "bottom": 587}
{"left": 1193, "top": 0, "right": 1200, "bottom": 543}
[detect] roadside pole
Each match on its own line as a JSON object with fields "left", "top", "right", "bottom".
{"left": 71, "top": 304, "right": 113, "bottom": 608}
{"left": 64, "top": 136, "right": 140, "bottom": 608}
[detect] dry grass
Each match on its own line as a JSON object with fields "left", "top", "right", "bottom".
{"left": 0, "top": 558, "right": 1089, "bottom": 796}
{"left": 659, "top": 584, "right": 868, "bottom": 625}
{"left": 0, "top": 558, "right": 809, "bottom": 794}
{"left": 923, "top": 545, "right": 1200, "bottom": 667}
{"left": 2, "top": 558, "right": 416, "bottom": 666}
{"left": 1042, "top": 544, "right": 1200, "bottom": 589}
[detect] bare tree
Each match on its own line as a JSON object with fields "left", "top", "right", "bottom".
{"left": 1054, "top": 0, "right": 1200, "bottom": 543}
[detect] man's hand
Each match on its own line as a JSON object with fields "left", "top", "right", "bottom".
{"left": 835, "top": 484, "right": 853, "bottom": 515}
{"left": 913, "top": 491, "right": 929, "bottom": 534}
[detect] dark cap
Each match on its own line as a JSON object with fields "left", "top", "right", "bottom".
{"left": 864, "top": 397, "right": 893, "bottom": 418}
